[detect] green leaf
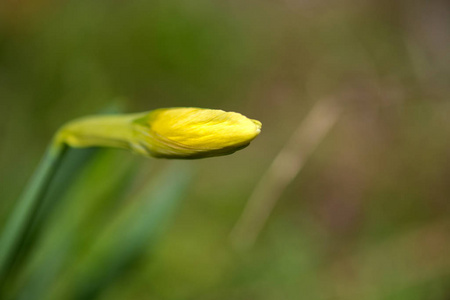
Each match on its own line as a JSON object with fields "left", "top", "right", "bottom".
{"left": 70, "top": 162, "right": 192, "bottom": 300}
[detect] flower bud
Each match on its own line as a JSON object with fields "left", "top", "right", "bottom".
{"left": 57, "top": 107, "right": 261, "bottom": 159}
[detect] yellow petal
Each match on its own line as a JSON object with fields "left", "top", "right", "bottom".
{"left": 149, "top": 108, "right": 261, "bottom": 150}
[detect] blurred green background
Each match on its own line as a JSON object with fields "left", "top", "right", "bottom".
{"left": 1, "top": 0, "right": 450, "bottom": 299}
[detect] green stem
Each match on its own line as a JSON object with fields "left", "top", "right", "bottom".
{"left": 0, "top": 140, "right": 67, "bottom": 282}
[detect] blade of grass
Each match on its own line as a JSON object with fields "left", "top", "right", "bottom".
{"left": 0, "top": 104, "right": 124, "bottom": 289}
{"left": 230, "top": 98, "right": 342, "bottom": 251}
{"left": 63, "top": 162, "right": 192, "bottom": 300}
{"left": 19, "top": 104, "right": 124, "bottom": 257}
{"left": 13, "top": 149, "right": 137, "bottom": 300}
{"left": 0, "top": 142, "right": 67, "bottom": 285}
{"left": 7, "top": 148, "right": 97, "bottom": 278}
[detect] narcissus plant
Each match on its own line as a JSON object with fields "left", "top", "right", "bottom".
{"left": 0, "top": 107, "right": 261, "bottom": 281}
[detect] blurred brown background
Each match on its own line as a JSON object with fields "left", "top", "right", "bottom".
{"left": 1, "top": 0, "right": 450, "bottom": 299}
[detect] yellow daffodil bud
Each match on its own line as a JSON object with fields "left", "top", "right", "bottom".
{"left": 56, "top": 107, "right": 261, "bottom": 159}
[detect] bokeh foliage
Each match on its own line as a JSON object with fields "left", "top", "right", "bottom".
{"left": 1, "top": 0, "right": 450, "bottom": 299}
